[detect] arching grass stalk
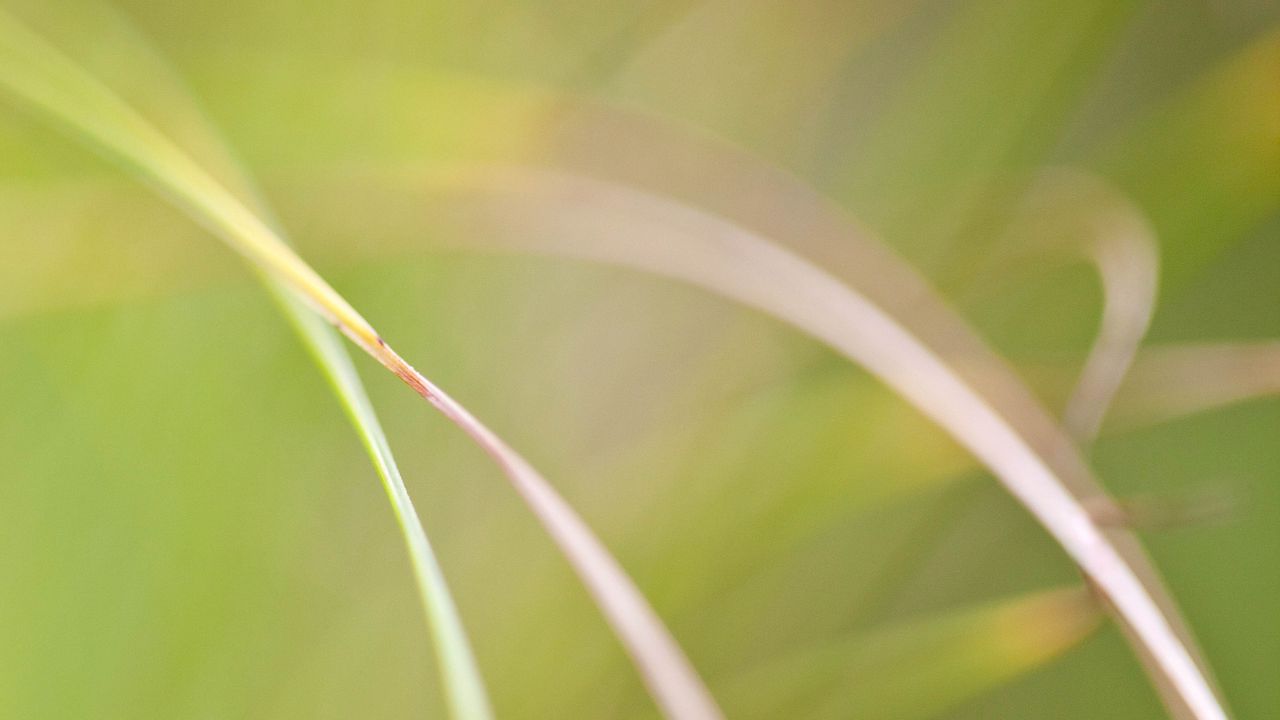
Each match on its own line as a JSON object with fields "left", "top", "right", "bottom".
{"left": 995, "top": 168, "right": 1159, "bottom": 445}
{"left": 442, "top": 166, "right": 1226, "bottom": 720}
{"left": 0, "top": 8, "right": 494, "bottom": 718}
{"left": 0, "top": 11, "right": 721, "bottom": 720}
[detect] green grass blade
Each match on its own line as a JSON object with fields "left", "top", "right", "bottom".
{"left": 0, "top": 9, "right": 376, "bottom": 350}
{"left": 0, "top": 6, "right": 492, "bottom": 717}
{"left": 0, "top": 11, "right": 720, "bottom": 719}
{"left": 272, "top": 286, "right": 494, "bottom": 720}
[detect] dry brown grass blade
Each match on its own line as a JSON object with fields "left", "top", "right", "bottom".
{"left": 399, "top": 158, "right": 1226, "bottom": 719}
{"left": 1115, "top": 342, "right": 1280, "bottom": 428}
{"left": 990, "top": 168, "right": 1160, "bottom": 445}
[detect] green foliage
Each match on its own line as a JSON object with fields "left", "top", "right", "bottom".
{"left": 1, "top": 0, "right": 1276, "bottom": 718}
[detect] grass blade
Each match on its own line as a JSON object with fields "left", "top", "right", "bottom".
{"left": 276, "top": 289, "right": 494, "bottom": 719}
{"left": 1114, "top": 342, "right": 1280, "bottom": 429}
{"left": 0, "top": 12, "right": 721, "bottom": 720}
{"left": 427, "top": 165, "right": 1225, "bottom": 719}
{"left": 991, "top": 168, "right": 1159, "bottom": 444}
{"left": 0, "top": 6, "right": 494, "bottom": 716}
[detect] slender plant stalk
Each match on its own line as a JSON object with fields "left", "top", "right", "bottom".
{"left": 274, "top": 287, "right": 494, "bottom": 719}
{"left": 1065, "top": 223, "right": 1157, "bottom": 443}
{"left": 0, "top": 6, "right": 492, "bottom": 715}
{"left": 94, "top": 14, "right": 497, "bottom": 715}
{"left": 1000, "top": 168, "right": 1159, "bottom": 445}
{"left": 440, "top": 167, "right": 1227, "bottom": 720}
{"left": 0, "top": 12, "right": 721, "bottom": 720}
{"left": 1115, "top": 342, "right": 1280, "bottom": 427}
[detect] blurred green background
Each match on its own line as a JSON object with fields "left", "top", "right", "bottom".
{"left": 0, "top": 0, "right": 1277, "bottom": 717}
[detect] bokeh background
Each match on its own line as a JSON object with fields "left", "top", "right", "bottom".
{"left": 1, "top": 0, "right": 1277, "bottom": 717}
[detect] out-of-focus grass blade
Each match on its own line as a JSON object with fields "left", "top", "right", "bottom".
{"left": 1113, "top": 343, "right": 1280, "bottom": 429}
{"left": 0, "top": 11, "right": 721, "bottom": 720}
{"left": 4, "top": 17, "right": 1273, "bottom": 328}
{"left": 717, "top": 587, "right": 1103, "bottom": 720}
{"left": 1057, "top": 199, "right": 1157, "bottom": 447}
{"left": 512, "top": 98, "right": 1242, "bottom": 717}
{"left": 0, "top": 48, "right": 1235, "bottom": 710}
{"left": 0, "top": 5, "right": 494, "bottom": 717}
{"left": 0, "top": 9, "right": 376, "bottom": 352}
{"left": 420, "top": 165, "right": 1225, "bottom": 719}
{"left": 985, "top": 168, "right": 1159, "bottom": 444}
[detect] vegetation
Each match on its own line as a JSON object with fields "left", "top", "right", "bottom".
{"left": 0, "top": 1, "right": 1276, "bottom": 718}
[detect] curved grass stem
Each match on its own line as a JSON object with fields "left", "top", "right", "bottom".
{"left": 0, "top": 11, "right": 720, "bottom": 720}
